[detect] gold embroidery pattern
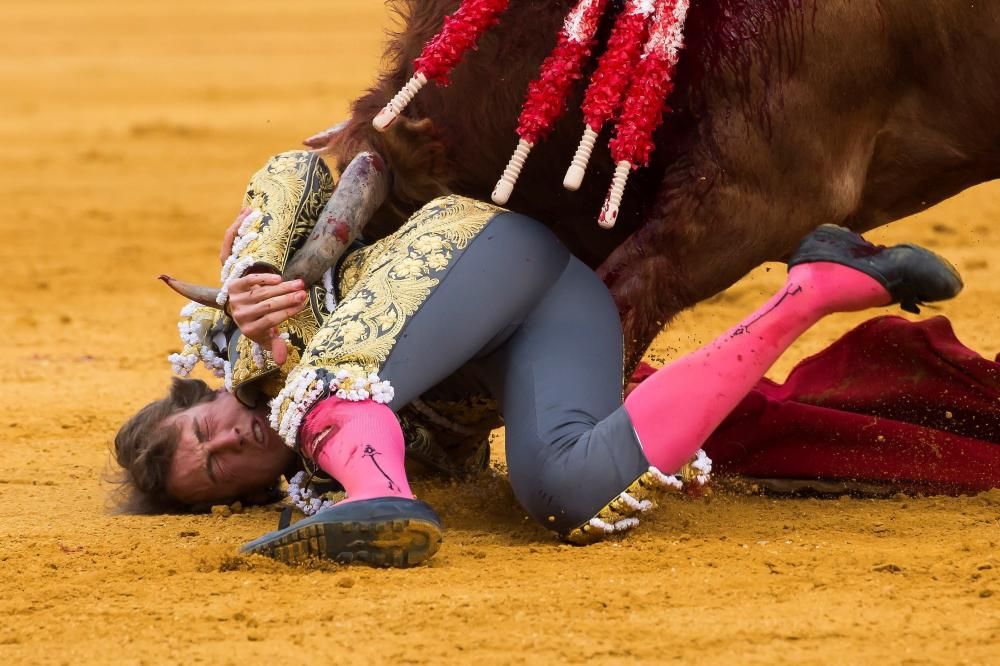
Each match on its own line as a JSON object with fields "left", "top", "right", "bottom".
{"left": 238, "top": 151, "right": 335, "bottom": 273}
{"left": 231, "top": 335, "right": 260, "bottom": 387}
{"left": 562, "top": 469, "right": 671, "bottom": 545}
{"left": 272, "top": 195, "right": 503, "bottom": 429}
{"left": 337, "top": 235, "right": 394, "bottom": 299}
{"left": 227, "top": 151, "right": 333, "bottom": 394}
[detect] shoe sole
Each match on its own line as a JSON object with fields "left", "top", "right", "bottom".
{"left": 242, "top": 517, "right": 442, "bottom": 567}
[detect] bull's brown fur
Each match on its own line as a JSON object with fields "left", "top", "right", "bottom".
{"left": 321, "top": 0, "right": 1000, "bottom": 367}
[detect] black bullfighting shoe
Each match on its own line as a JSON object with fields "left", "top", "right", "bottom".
{"left": 787, "top": 224, "right": 963, "bottom": 313}
{"left": 240, "top": 497, "right": 443, "bottom": 567}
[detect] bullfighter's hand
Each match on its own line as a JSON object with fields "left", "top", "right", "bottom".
{"left": 220, "top": 207, "right": 253, "bottom": 265}
{"left": 227, "top": 273, "right": 308, "bottom": 366}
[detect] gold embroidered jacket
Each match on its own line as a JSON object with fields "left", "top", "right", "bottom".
{"left": 173, "top": 151, "right": 494, "bottom": 476}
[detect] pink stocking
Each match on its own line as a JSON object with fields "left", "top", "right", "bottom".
{"left": 625, "top": 262, "right": 892, "bottom": 474}
{"left": 300, "top": 397, "right": 413, "bottom": 503}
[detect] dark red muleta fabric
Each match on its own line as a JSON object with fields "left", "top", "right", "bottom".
{"left": 632, "top": 316, "right": 1000, "bottom": 494}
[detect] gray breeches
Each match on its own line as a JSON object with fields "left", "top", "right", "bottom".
{"left": 379, "top": 212, "right": 650, "bottom": 532}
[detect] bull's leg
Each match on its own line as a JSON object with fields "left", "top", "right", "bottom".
{"left": 598, "top": 166, "right": 818, "bottom": 369}
{"left": 600, "top": 73, "right": 887, "bottom": 368}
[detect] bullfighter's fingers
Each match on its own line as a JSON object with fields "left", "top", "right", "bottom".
{"left": 241, "top": 290, "right": 307, "bottom": 319}
{"left": 252, "top": 302, "right": 308, "bottom": 334}
{"left": 228, "top": 273, "right": 285, "bottom": 300}
{"left": 232, "top": 280, "right": 305, "bottom": 309}
{"left": 240, "top": 297, "right": 306, "bottom": 345}
{"left": 269, "top": 328, "right": 288, "bottom": 366}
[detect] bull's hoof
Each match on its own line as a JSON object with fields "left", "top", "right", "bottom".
{"left": 239, "top": 497, "right": 442, "bottom": 568}
{"left": 789, "top": 224, "right": 963, "bottom": 313}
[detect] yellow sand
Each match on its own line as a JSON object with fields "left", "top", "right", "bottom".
{"left": 1, "top": 2, "right": 997, "bottom": 663}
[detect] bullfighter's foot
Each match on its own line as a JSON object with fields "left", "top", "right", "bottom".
{"left": 239, "top": 497, "right": 442, "bottom": 567}
{"left": 788, "top": 224, "right": 963, "bottom": 314}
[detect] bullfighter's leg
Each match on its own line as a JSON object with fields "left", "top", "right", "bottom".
{"left": 242, "top": 200, "right": 573, "bottom": 565}
{"left": 472, "top": 254, "right": 655, "bottom": 542}
{"left": 625, "top": 226, "right": 961, "bottom": 477}
{"left": 283, "top": 207, "right": 574, "bottom": 510}
{"left": 485, "top": 226, "right": 961, "bottom": 545}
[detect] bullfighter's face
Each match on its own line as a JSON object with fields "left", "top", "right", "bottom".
{"left": 165, "top": 390, "right": 294, "bottom": 505}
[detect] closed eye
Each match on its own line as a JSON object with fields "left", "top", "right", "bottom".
{"left": 206, "top": 453, "right": 217, "bottom": 484}
{"left": 194, "top": 418, "right": 217, "bottom": 483}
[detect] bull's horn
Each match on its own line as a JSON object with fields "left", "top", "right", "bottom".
{"left": 283, "top": 151, "right": 390, "bottom": 286}
{"left": 302, "top": 120, "right": 349, "bottom": 150}
{"left": 158, "top": 275, "right": 222, "bottom": 309}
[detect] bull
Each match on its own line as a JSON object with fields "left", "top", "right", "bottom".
{"left": 169, "top": 0, "right": 1000, "bottom": 369}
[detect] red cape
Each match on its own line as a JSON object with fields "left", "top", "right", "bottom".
{"left": 632, "top": 316, "right": 1000, "bottom": 494}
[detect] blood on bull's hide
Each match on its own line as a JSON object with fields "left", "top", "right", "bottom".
{"left": 316, "top": 0, "right": 1000, "bottom": 368}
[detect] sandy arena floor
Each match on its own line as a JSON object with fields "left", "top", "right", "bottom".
{"left": 1, "top": 2, "right": 998, "bottom": 664}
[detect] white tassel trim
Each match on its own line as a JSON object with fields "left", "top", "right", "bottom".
{"left": 251, "top": 342, "right": 266, "bottom": 370}
{"left": 689, "top": 449, "right": 713, "bottom": 486}
{"left": 619, "top": 491, "right": 654, "bottom": 512}
{"left": 269, "top": 367, "right": 395, "bottom": 448}
{"left": 199, "top": 347, "right": 226, "bottom": 378}
{"left": 646, "top": 451, "right": 713, "bottom": 491}
{"left": 647, "top": 465, "right": 684, "bottom": 490}
{"left": 323, "top": 267, "right": 336, "bottom": 312}
{"left": 577, "top": 453, "right": 714, "bottom": 541}
{"left": 270, "top": 370, "right": 324, "bottom": 447}
{"left": 170, "top": 301, "right": 226, "bottom": 378}
{"left": 589, "top": 516, "right": 641, "bottom": 534}
{"left": 217, "top": 255, "right": 256, "bottom": 307}
{"left": 286, "top": 471, "right": 337, "bottom": 516}
{"left": 179, "top": 301, "right": 199, "bottom": 318}
{"left": 332, "top": 367, "right": 395, "bottom": 403}
{"left": 168, "top": 351, "right": 199, "bottom": 377}
{"left": 217, "top": 210, "right": 263, "bottom": 307}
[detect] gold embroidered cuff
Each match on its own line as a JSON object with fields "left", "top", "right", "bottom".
{"left": 563, "top": 452, "right": 714, "bottom": 545}
{"left": 218, "top": 151, "right": 336, "bottom": 306}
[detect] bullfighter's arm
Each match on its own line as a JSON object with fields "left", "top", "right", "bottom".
{"left": 215, "top": 208, "right": 308, "bottom": 366}
{"left": 164, "top": 150, "right": 390, "bottom": 365}
{"left": 211, "top": 152, "right": 389, "bottom": 363}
